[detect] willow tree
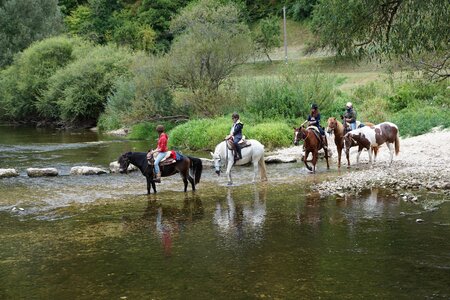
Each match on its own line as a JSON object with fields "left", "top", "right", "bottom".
{"left": 311, "top": 0, "right": 449, "bottom": 81}
{"left": 162, "top": 0, "right": 253, "bottom": 116}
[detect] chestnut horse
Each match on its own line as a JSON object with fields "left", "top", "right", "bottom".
{"left": 293, "top": 126, "right": 329, "bottom": 173}
{"left": 326, "top": 117, "right": 376, "bottom": 168}
{"left": 343, "top": 122, "right": 400, "bottom": 167}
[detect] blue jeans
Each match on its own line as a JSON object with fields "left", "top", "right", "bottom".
{"left": 350, "top": 122, "right": 356, "bottom": 130}
{"left": 154, "top": 152, "right": 167, "bottom": 174}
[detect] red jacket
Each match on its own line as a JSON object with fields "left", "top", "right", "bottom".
{"left": 157, "top": 133, "right": 168, "bottom": 152}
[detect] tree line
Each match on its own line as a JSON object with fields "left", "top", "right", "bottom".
{"left": 0, "top": 0, "right": 448, "bottom": 129}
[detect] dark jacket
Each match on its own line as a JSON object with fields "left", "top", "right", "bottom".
{"left": 344, "top": 108, "right": 357, "bottom": 123}
{"left": 231, "top": 120, "right": 243, "bottom": 142}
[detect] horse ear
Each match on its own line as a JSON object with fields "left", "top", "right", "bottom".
{"left": 210, "top": 152, "right": 214, "bottom": 157}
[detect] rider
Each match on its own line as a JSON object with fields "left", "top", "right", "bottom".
{"left": 153, "top": 124, "right": 168, "bottom": 183}
{"left": 307, "top": 103, "right": 327, "bottom": 150}
{"left": 226, "top": 112, "right": 243, "bottom": 161}
{"left": 342, "top": 102, "right": 357, "bottom": 131}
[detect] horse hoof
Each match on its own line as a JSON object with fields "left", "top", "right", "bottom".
{"left": 227, "top": 182, "right": 233, "bottom": 186}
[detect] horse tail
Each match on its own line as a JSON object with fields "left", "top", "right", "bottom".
{"left": 189, "top": 156, "right": 203, "bottom": 184}
{"left": 259, "top": 156, "right": 268, "bottom": 182}
{"left": 395, "top": 132, "right": 400, "bottom": 155}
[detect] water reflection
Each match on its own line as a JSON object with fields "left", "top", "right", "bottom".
{"left": 338, "top": 189, "right": 401, "bottom": 221}
{"left": 213, "top": 185, "right": 267, "bottom": 244}
{"left": 122, "top": 194, "right": 204, "bottom": 256}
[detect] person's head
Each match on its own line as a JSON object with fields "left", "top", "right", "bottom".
{"left": 156, "top": 125, "right": 165, "bottom": 134}
{"left": 346, "top": 102, "right": 353, "bottom": 110}
{"left": 231, "top": 112, "right": 240, "bottom": 121}
{"left": 311, "top": 103, "right": 318, "bottom": 111}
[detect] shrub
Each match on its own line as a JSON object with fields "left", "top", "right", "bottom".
{"left": 42, "top": 44, "right": 132, "bottom": 125}
{"left": 0, "top": 36, "right": 89, "bottom": 121}
{"left": 391, "top": 106, "right": 450, "bottom": 137}
{"left": 239, "top": 69, "right": 341, "bottom": 120}
{"left": 169, "top": 116, "right": 293, "bottom": 151}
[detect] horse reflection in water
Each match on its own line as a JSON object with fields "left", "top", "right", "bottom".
{"left": 122, "top": 194, "right": 204, "bottom": 256}
{"left": 213, "top": 186, "right": 267, "bottom": 243}
{"left": 295, "top": 193, "right": 323, "bottom": 227}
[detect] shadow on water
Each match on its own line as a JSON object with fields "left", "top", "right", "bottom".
{"left": 1, "top": 127, "right": 449, "bottom": 299}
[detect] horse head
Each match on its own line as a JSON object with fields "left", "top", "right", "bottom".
{"left": 210, "top": 151, "right": 222, "bottom": 176}
{"left": 293, "top": 126, "right": 308, "bottom": 146}
{"left": 326, "top": 117, "right": 338, "bottom": 134}
{"left": 118, "top": 152, "right": 131, "bottom": 174}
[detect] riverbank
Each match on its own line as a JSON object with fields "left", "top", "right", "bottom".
{"left": 311, "top": 128, "right": 450, "bottom": 197}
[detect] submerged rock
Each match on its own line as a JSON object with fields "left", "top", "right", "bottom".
{"left": 27, "top": 168, "right": 58, "bottom": 177}
{"left": 70, "top": 166, "right": 107, "bottom": 175}
{"left": 0, "top": 168, "right": 19, "bottom": 178}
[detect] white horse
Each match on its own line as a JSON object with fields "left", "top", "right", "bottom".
{"left": 210, "top": 139, "right": 267, "bottom": 185}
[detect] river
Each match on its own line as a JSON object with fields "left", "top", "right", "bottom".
{"left": 1, "top": 126, "right": 449, "bottom": 299}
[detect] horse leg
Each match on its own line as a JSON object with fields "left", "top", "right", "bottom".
{"left": 187, "top": 173, "right": 195, "bottom": 191}
{"left": 312, "top": 150, "right": 318, "bottom": 173}
{"left": 324, "top": 148, "right": 330, "bottom": 169}
{"left": 152, "top": 181, "right": 156, "bottom": 193}
{"left": 346, "top": 149, "right": 351, "bottom": 168}
{"left": 146, "top": 176, "right": 153, "bottom": 194}
{"left": 182, "top": 174, "right": 189, "bottom": 192}
{"left": 386, "top": 143, "right": 394, "bottom": 166}
{"left": 304, "top": 150, "right": 313, "bottom": 172}
{"left": 258, "top": 157, "right": 268, "bottom": 182}
{"left": 368, "top": 147, "right": 373, "bottom": 167}
{"left": 337, "top": 146, "right": 342, "bottom": 168}
{"left": 356, "top": 146, "right": 363, "bottom": 165}
{"left": 252, "top": 157, "right": 259, "bottom": 183}
{"left": 226, "top": 161, "right": 233, "bottom": 185}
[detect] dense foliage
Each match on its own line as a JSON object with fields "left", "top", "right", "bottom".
{"left": 311, "top": 0, "right": 450, "bottom": 80}
{"left": 0, "top": 0, "right": 64, "bottom": 68}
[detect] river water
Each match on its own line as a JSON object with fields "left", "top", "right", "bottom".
{"left": 1, "top": 126, "right": 449, "bottom": 299}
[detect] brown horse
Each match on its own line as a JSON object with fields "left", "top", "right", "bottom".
{"left": 293, "top": 126, "right": 329, "bottom": 173}
{"left": 118, "top": 152, "right": 202, "bottom": 194}
{"left": 326, "top": 117, "right": 376, "bottom": 168}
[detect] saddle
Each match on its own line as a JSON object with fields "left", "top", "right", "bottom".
{"left": 306, "top": 126, "right": 327, "bottom": 149}
{"left": 147, "top": 150, "right": 180, "bottom": 166}
{"left": 344, "top": 121, "right": 365, "bottom": 133}
{"left": 226, "top": 136, "right": 251, "bottom": 149}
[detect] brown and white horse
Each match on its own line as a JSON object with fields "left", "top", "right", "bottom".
{"left": 326, "top": 117, "right": 376, "bottom": 168}
{"left": 343, "top": 122, "right": 400, "bottom": 167}
{"left": 293, "top": 126, "right": 330, "bottom": 173}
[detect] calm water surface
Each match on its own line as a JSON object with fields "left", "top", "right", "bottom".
{"left": 1, "top": 126, "right": 449, "bottom": 299}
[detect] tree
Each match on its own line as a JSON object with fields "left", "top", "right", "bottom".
{"left": 164, "top": 0, "right": 253, "bottom": 116}
{"left": 0, "top": 0, "right": 64, "bottom": 67}
{"left": 311, "top": 0, "right": 450, "bottom": 80}
{"left": 253, "top": 16, "right": 281, "bottom": 62}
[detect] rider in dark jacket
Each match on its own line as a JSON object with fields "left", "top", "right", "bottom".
{"left": 307, "top": 103, "right": 327, "bottom": 149}
{"left": 343, "top": 102, "right": 357, "bottom": 131}
{"left": 226, "top": 112, "right": 243, "bottom": 160}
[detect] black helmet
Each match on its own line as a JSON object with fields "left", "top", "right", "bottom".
{"left": 311, "top": 103, "right": 318, "bottom": 110}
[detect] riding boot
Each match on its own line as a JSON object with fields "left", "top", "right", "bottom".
{"left": 236, "top": 145, "right": 242, "bottom": 160}
{"left": 322, "top": 136, "right": 328, "bottom": 150}
{"left": 154, "top": 172, "right": 161, "bottom": 183}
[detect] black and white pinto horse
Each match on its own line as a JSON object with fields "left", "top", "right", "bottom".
{"left": 118, "top": 152, "right": 203, "bottom": 194}
{"left": 343, "top": 122, "right": 400, "bottom": 167}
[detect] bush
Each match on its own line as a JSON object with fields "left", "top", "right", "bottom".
{"left": 42, "top": 44, "right": 132, "bottom": 125}
{"left": 0, "top": 36, "right": 89, "bottom": 121}
{"left": 169, "top": 116, "right": 293, "bottom": 151}
{"left": 391, "top": 106, "right": 450, "bottom": 137}
{"left": 239, "top": 69, "right": 341, "bottom": 121}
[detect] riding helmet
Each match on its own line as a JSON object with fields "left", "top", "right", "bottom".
{"left": 346, "top": 102, "right": 353, "bottom": 108}
{"left": 311, "top": 103, "right": 318, "bottom": 110}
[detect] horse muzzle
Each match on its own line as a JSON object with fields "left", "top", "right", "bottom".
{"left": 293, "top": 140, "right": 299, "bottom": 146}
{"left": 119, "top": 168, "right": 127, "bottom": 174}
{"left": 215, "top": 170, "right": 221, "bottom": 176}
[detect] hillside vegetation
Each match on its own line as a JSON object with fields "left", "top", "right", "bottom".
{"left": 0, "top": 0, "right": 448, "bottom": 149}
